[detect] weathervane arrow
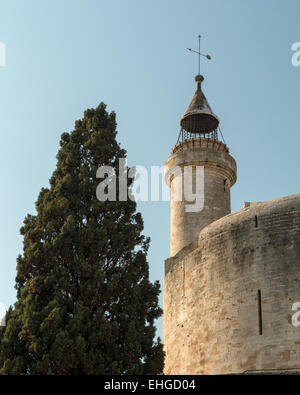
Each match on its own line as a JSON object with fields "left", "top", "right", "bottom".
{"left": 187, "top": 35, "right": 211, "bottom": 76}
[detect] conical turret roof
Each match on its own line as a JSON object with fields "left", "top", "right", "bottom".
{"left": 180, "top": 75, "right": 219, "bottom": 134}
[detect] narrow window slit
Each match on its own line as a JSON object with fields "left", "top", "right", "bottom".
{"left": 258, "top": 290, "right": 263, "bottom": 335}
{"left": 255, "top": 215, "right": 258, "bottom": 228}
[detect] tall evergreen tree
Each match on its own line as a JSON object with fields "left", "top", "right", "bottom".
{"left": 0, "top": 103, "right": 164, "bottom": 375}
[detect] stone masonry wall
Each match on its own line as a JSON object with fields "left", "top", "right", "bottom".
{"left": 164, "top": 195, "right": 300, "bottom": 374}
{"left": 165, "top": 138, "right": 236, "bottom": 257}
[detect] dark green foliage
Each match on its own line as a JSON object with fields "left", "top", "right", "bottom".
{"left": 0, "top": 103, "right": 164, "bottom": 375}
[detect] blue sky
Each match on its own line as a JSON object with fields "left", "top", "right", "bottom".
{"left": 0, "top": 0, "right": 300, "bottom": 340}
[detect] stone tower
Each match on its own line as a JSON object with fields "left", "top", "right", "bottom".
{"left": 164, "top": 73, "right": 300, "bottom": 374}
{"left": 165, "top": 74, "right": 236, "bottom": 257}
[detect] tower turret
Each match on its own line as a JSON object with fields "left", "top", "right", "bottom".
{"left": 164, "top": 41, "right": 300, "bottom": 375}
{"left": 165, "top": 74, "right": 237, "bottom": 256}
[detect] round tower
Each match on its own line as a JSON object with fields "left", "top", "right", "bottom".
{"left": 164, "top": 71, "right": 300, "bottom": 375}
{"left": 165, "top": 75, "right": 237, "bottom": 256}
{"left": 164, "top": 195, "right": 300, "bottom": 374}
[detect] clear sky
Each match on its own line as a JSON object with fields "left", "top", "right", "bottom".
{"left": 0, "top": 0, "right": 300, "bottom": 340}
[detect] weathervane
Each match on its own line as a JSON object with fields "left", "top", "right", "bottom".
{"left": 187, "top": 35, "right": 211, "bottom": 76}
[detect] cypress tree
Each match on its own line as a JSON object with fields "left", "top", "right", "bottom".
{"left": 0, "top": 103, "right": 164, "bottom": 375}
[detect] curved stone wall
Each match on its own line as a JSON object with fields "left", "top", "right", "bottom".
{"left": 165, "top": 138, "right": 237, "bottom": 257}
{"left": 164, "top": 195, "right": 300, "bottom": 374}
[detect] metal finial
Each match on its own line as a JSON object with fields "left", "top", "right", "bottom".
{"left": 187, "top": 35, "right": 211, "bottom": 78}
{"left": 198, "top": 35, "right": 201, "bottom": 75}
